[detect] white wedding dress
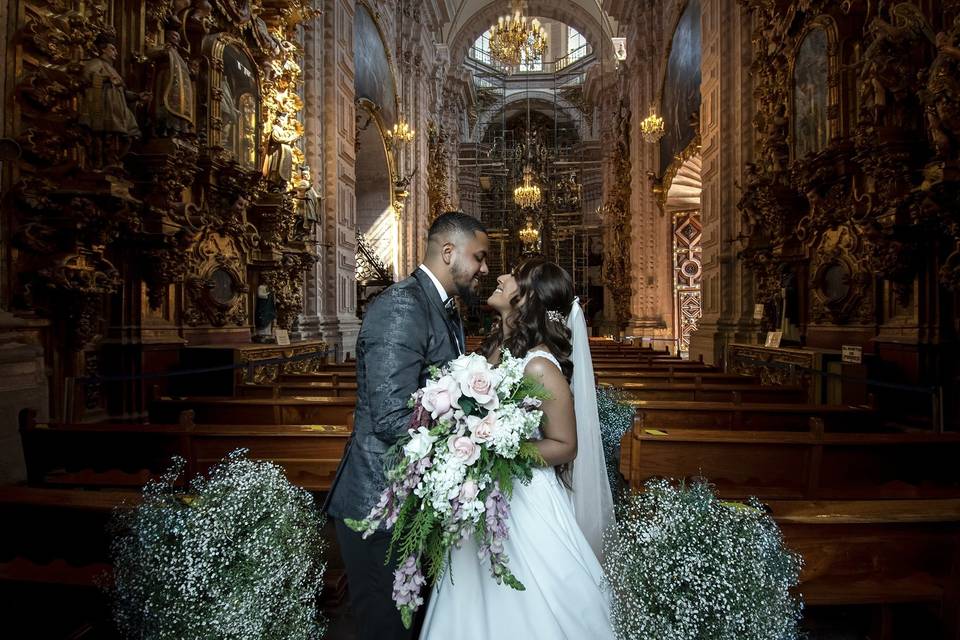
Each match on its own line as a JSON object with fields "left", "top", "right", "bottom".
{"left": 418, "top": 350, "right": 616, "bottom": 640}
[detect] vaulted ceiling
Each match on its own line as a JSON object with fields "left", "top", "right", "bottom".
{"left": 439, "top": 0, "right": 620, "bottom": 63}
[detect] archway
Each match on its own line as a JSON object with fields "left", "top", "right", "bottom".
{"left": 664, "top": 153, "right": 703, "bottom": 358}
{"left": 354, "top": 105, "right": 396, "bottom": 318}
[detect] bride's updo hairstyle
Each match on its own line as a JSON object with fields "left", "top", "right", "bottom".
{"left": 481, "top": 257, "right": 575, "bottom": 381}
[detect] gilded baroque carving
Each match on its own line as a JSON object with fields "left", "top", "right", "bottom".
{"left": 601, "top": 97, "right": 633, "bottom": 329}
{"left": 737, "top": 0, "right": 959, "bottom": 327}
{"left": 427, "top": 121, "right": 453, "bottom": 220}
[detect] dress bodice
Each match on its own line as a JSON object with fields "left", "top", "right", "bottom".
{"left": 521, "top": 349, "right": 562, "bottom": 373}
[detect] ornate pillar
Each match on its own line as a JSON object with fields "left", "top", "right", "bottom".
{"left": 320, "top": 0, "right": 361, "bottom": 358}
{"left": 623, "top": 2, "right": 674, "bottom": 345}
{"left": 298, "top": 7, "right": 325, "bottom": 340}
{"left": 688, "top": 0, "right": 755, "bottom": 365}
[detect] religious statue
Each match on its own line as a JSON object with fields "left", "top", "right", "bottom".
{"left": 253, "top": 284, "right": 277, "bottom": 342}
{"left": 220, "top": 77, "right": 241, "bottom": 158}
{"left": 922, "top": 19, "right": 960, "bottom": 159}
{"left": 78, "top": 34, "right": 151, "bottom": 168}
{"left": 294, "top": 164, "right": 322, "bottom": 229}
{"left": 262, "top": 137, "right": 294, "bottom": 190}
{"left": 145, "top": 30, "right": 195, "bottom": 136}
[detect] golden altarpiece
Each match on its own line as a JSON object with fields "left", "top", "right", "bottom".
{"left": 2, "top": 0, "right": 323, "bottom": 421}
{"left": 733, "top": 1, "right": 960, "bottom": 423}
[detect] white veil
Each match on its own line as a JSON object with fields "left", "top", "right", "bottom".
{"left": 567, "top": 297, "right": 615, "bottom": 562}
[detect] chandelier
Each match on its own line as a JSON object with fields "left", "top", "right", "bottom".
{"left": 518, "top": 216, "right": 540, "bottom": 251}
{"left": 489, "top": 1, "right": 547, "bottom": 68}
{"left": 640, "top": 105, "right": 666, "bottom": 143}
{"left": 386, "top": 117, "right": 415, "bottom": 145}
{"left": 513, "top": 164, "right": 542, "bottom": 208}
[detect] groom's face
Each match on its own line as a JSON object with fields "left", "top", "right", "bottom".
{"left": 448, "top": 230, "right": 490, "bottom": 300}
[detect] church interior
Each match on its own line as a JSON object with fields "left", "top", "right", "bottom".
{"left": 1, "top": 0, "right": 959, "bottom": 638}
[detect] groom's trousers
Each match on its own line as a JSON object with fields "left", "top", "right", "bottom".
{"left": 334, "top": 518, "right": 424, "bottom": 640}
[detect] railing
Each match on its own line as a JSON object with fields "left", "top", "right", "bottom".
{"left": 467, "top": 45, "right": 594, "bottom": 77}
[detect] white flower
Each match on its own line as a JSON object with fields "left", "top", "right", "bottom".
{"left": 420, "top": 375, "right": 460, "bottom": 420}
{"left": 465, "top": 412, "right": 498, "bottom": 444}
{"left": 451, "top": 355, "right": 502, "bottom": 410}
{"left": 403, "top": 426, "right": 438, "bottom": 461}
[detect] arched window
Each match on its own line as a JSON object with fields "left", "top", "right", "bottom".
{"left": 568, "top": 26, "right": 587, "bottom": 61}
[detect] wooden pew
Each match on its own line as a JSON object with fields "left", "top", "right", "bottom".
{"left": 597, "top": 371, "right": 759, "bottom": 386}
{"left": 19, "top": 410, "right": 351, "bottom": 492}
{"left": 591, "top": 358, "right": 716, "bottom": 370}
{"left": 279, "top": 371, "right": 358, "bottom": 384}
{"left": 628, "top": 400, "right": 874, "bottom": 431}
{"left": 611, "top": 382, "right": 806, "bottom": 404}
{"left": 771, "top": 499, "right": 960, "bottom": 639}
{"left": 238, "top": 381, "right": 358, "bottom": 398}
{"left": 620, "top": 425, "right": 960, "bottom": 499}
{"left": 151, "top": 395, "right": 355, "bottom": 425}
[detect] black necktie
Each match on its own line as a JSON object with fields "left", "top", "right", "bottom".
{"left": 444, "top": 298, "right": 464, "bottom": 354}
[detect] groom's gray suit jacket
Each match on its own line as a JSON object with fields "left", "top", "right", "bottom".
{"left": 325, "top": 269, "right": 462, "bottom": 522}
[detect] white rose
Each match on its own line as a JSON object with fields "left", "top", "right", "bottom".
{"left": 455, "top": 359, "right": 502, "bottom": 410}
{"left": 403, "top": 426, "right": 437, "bottom": 461}
{"left": 420, "top": 375, "right": 461, "bottom": 420}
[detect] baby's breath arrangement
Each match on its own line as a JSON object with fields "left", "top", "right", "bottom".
{"left": 604, "top": 479, "right": 803, "bottom": 640}
{"left": 108, "top": 450, "right": 327, "bottom": 640}
{"left": 596, "top": 386, "right": 635, "bottom": 495}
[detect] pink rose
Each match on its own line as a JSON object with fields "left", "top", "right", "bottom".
{"left": 421, "top": 375, "right": 460, "bottom": 420}
{"left": 447, "top": 434, "right": 482, "bottom": 466}
{"left": 456, "top": 362, "right": 501, "bottom": 410}
{"left": 459, "top": 478, "right": 480, "bottom": 502}
{"left": 466, "top": 413, "right": 498, "bottom": 444}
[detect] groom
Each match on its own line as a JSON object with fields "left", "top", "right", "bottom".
{"left": 325, "top": 211, "right": 489, "bottom": 640}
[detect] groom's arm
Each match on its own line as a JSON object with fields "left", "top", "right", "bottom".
{"left": 362, "top": 284, "right": 429, "bottom": 445}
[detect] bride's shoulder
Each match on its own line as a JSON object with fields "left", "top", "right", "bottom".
{"left": 522, "top": 346, "right": 562, "bottom": 375}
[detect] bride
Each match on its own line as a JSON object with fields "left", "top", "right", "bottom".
{"left": 419, "top": 257, "right": 616, "bottom": 639}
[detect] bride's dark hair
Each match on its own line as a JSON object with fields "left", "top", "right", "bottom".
{"left": 480, "top": 257, "right": 575, "bottom": 381}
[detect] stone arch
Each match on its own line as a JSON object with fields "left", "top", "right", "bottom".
{"left": 475, "top": 90, "right": 585, "bottom": 141}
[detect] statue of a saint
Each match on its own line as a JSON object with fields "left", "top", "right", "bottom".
{"left": 294, "top": 164, "right": 322, "bottom": 228}
{"left": 146, "top": 30, "right": 195, "bottom": 136}
{"left": 78, "top": 34, "right": 151, "bottom": 168}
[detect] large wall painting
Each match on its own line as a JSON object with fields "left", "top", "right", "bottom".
{"left": 792, "top": 27, "right": 829, "bottom": 159}
{"left": 353, "top": 4, "right": 397, "bottom": 126}
{"left": 659, "top": 0, "right": 702, "bottom": 175}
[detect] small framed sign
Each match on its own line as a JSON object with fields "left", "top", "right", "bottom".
{"left": 764, "top": 331, "right": 782, "bottom": 348}
{"left": 275, "top": 329, "right": 290, "bottom": 346}
{"left": 753, "top": 303, "right": 765, "bottom": 320}
{"left": 841, "top": 345, "right": 862, "bottom": 364}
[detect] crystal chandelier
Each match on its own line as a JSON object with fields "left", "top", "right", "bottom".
{"left": 518, "top": 216, "right": 540, "bottom": 251}
{"left": 513, "top": 164, "right": 542, "bottom": 208}
{"left": 386, "top": 117, "right": 415, "bottom": 145}
{"left": 640, "top": 105, "right": 666, "bottom": 143}
{"left": 489, "top": 1, "right": 547, "bottom": 68}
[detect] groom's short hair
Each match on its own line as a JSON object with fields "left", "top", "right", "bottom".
{"left": 428, "top": 211, "right": 487, "bottom": 244}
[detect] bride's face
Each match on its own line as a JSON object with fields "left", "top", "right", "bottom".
{"left": 487, "top": 272, "right": 520, "bottom": 313}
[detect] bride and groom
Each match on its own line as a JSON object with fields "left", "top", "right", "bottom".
{"left": 325, "top": 212, "right": 616, "bottom": 639}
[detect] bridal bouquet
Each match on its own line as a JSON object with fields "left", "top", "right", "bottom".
{"left": 346, "top": 351, "right": 549, "bottom": 628}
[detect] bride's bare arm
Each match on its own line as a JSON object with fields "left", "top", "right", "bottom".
{"left": 524, "top": 358, "right": 577, "bottom": 466}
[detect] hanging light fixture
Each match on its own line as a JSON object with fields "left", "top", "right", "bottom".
{"left": 640, "top": 104, "right": 666, "bottom": 143}
{"left": 513, "top": 74, "right": 541, "bottom": 209}
{"left": 518, "top": 215, "right": 540, "bottom": 251}
{"left": 514, "top": 164, "right": 542, "bottom": 208}
{"left": 386, "top": 117, "right": 415, "bottom": 145}
{"left": 489, "top": 0, "right": 547, "bottom": 68}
